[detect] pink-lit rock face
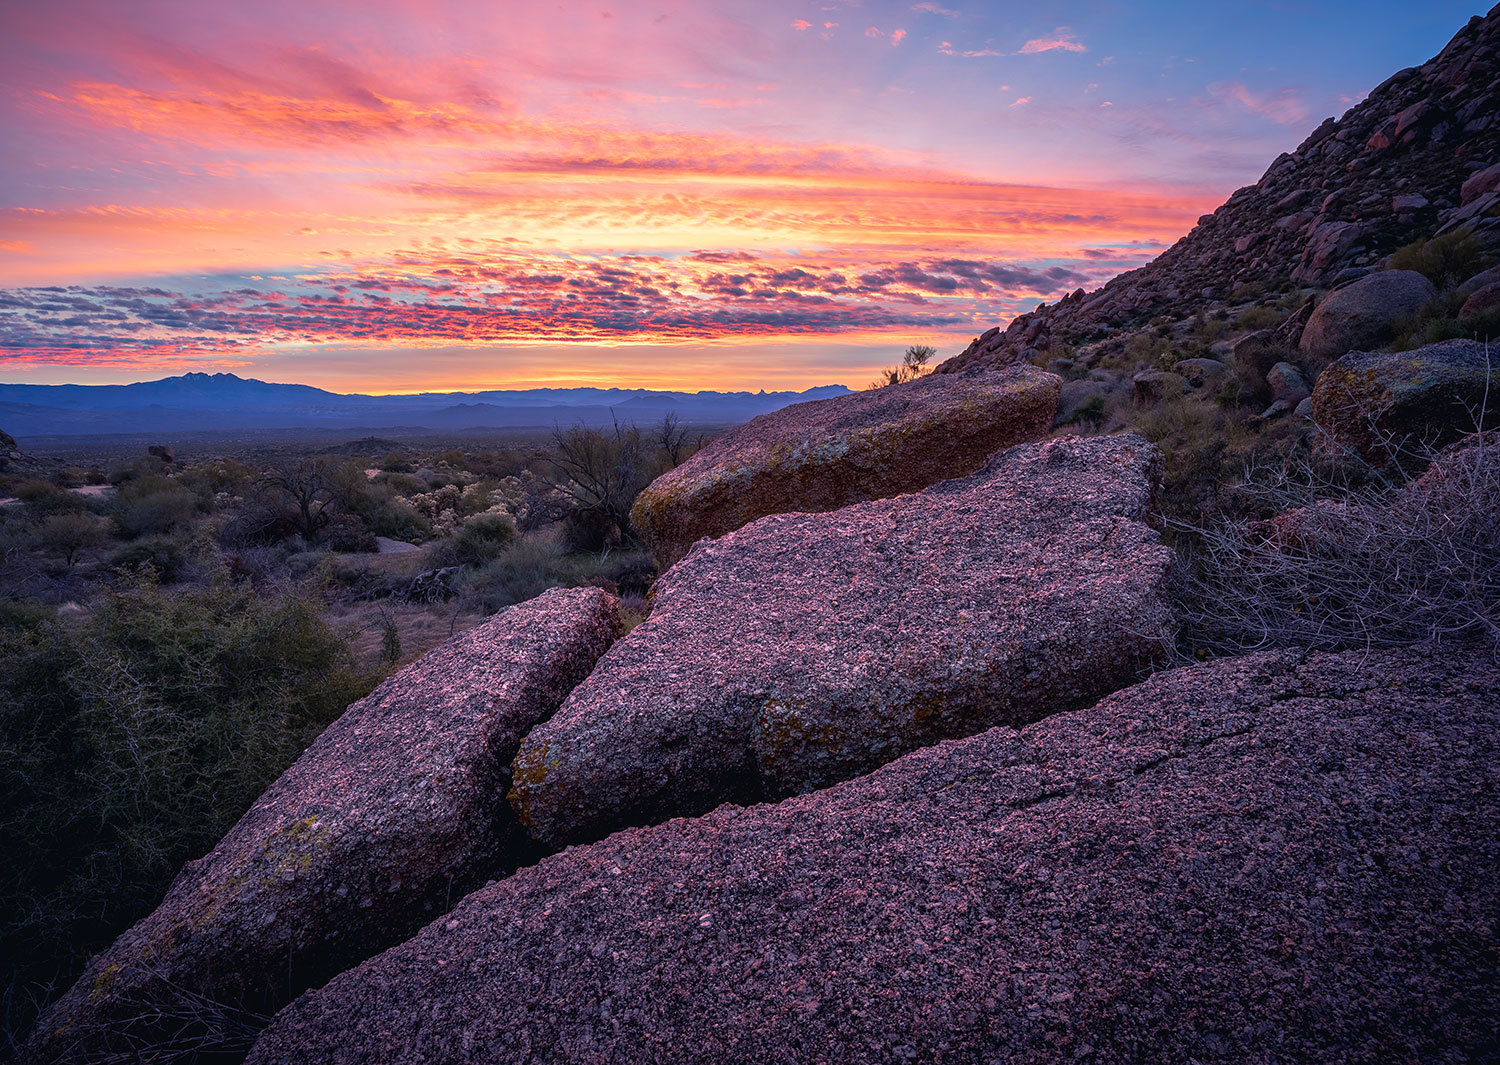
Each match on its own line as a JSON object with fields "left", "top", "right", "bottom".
{"left": 26, "top": 587, "right": 620, "bottom": 1065}
{"left": 513, "top": 434, "right": 1175, "bottom": 849}
{"left": 630, "top": 366, "right": 1060, "bottom": 569}
{"left": 248, "top": 644, "right": 1500, "bottom": 1065}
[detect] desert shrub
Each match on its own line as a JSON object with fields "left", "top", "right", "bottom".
{"left": 1123, "top": 332, "right": 1174, "bottom": 367}
{"left": 1065, "top": 395, "right": 1108, "bottom": 427}
{"left": 114, "top": 475, "right": 203, "bottom": 538}
{"left": 1230, "top": 281, "right": 1266, "bottom": 302}
{"left": 1190, "top": 309, "right": 1228, "bottom": 345}
{"left": 0, "top": 577, "right": 381, "bottom": 1046}
{"left": 377, "top": 471, "right": 426, "bottom": 495}
{"left": 35, "top": 512, "right": 111, "bottom": 567}
{"left": 1387, "top": 226, "right": 1490, "bottom": 289}
{"left": 869, "top": 344, "right": 936, "bottom": 389}
{"left": 1393, "top": 303, "right": 1500, "bottom": 350}
{"left": 1174, "top": 433, "right": 1500, "bottom": 658}
{"left": 1236, "top": 304, "right": 1282, "bottom": 331}
{"left": 0, "top": 599, "right": 52, "bottom": 631}
{"left": 545, "top": 419, "right": 657, "bottom": 547}
{"left": 320, "top": 513, "right": 378, "bottom": 553}
{"left": 457, "top": 533, "right": 569, "bottom": 613}
{"left": 343, "top": 479, "right": 429, "bottom": 542}
{"left": 561, "top": 504, "right": 619, "bottom": 553}
{"left": 12, "top": 479, "right": 86, "bottom": 516}
{"left": 109, "top": 539, "right": 189, "bottom": 582}
{"left": 444, "top": 513, "right": 517, "bottom": 567}
{"left": 466, "top": 449, "right": 530, "bottom": 479}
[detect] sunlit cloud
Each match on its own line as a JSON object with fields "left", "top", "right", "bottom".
{"left": 1018, "top": 28, "right": 1087, "bottom": 55}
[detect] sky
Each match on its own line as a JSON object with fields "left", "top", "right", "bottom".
{"left": 0, "top": 1, "right": 1486, "bottom": 393}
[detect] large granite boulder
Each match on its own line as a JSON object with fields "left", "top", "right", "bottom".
{"left": 1310, "top": 338, "right": 1500, "bottom": 461}
{"left": 512, "top": 434, "right": 1175, "bottom": 849}
{"left": 249, "top": 643, "right": 1500, "bottom": 1065}
{"left": 630, "top": 366, "right": 1060, "bottom": 568}
{"left": 1298, "top": 269, "right": 1436, "bottom": 361}
{"left": 26, "top": 587, "right": 620, "bottom": 1065}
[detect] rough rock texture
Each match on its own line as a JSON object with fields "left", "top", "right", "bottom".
{"left": 939, "top": 7, "right": 1500, "bottom": 374}
{"left": 1310, "top": 337, "right": 1500, "bottom": 460}
{"left": 1172, "top": 357, "right": 1226, "bottom": 385}
{"left": 630, "top": 367, "right": 1060, "bottom": 568}
{"left": 1460, "top": 279, "right": 1500, "bottom": 317}
{"left": 26, "top": 587, "right": 621, "bottom": 1065}
{"left": 1298, "top": 270, "right": 1438, "bottom": 361}
{"left": 249, "top": 644, "right": 1500, "bottom": 1065}
{"left": 1266, "top": 361, "right": 1313, "bottom": 406}
{"left": 512, "top": 434, "right": 1175, "bottom": 849}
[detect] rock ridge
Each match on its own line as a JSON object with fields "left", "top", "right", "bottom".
{"left": 512, "top": 433, "right": 1175, "bottom": 849}
{"left": 248, "top": 642, "right": 1500, "bottom": 1065}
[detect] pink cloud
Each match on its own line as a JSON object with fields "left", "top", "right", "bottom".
{"left": 1018, "top": 28, "right": 1087, "bottom": 54}
{"left": 911, "top": 2, "right": 959, "bottom": 16}
{"left": 1209, "top": 81, "right": 1309, "bottom": 126}
{"left": 792, "top": 18, "right": 811, "bottom": 30}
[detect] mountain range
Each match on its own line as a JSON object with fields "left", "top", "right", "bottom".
{"left": 0, "top": 372, "right": 851, "bottom": 438}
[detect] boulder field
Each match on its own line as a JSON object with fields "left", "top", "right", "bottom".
{"left": 630, "top": 366, "right": 1060, "bottom": 568}
{"left": 248, "top": 643, "right": 1500, "bottom": 1065}
{"left": 512, "top": 433, "right": 1176, "bottom": 849}
{"left": 26, "top": 587, "right": 621, "bottom": 1065}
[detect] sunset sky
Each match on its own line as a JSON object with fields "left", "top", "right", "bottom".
{"left": 0, "top": 0, "right": 1483, "bottom": 392}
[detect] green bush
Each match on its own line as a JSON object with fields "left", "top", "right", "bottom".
{"left": 0, "top": 578, "right": 381, "bottom": 1045}
{"left": 1387, "top": 226, "right": 1490, "bottom": 289}
{"left": 110, "top": 539, "right": 189, "bottom": 582}
{"left": 447, "top": 513, "right": 518, "bottom": 567}
{"left": 12, "top": 479, "right": 86, "bottom": 516}
{"left": 1236, "top": 304, "right": 1282, "bottom": 331}
{"left": 114, "top": 475, "right": 203, "bottom": 538}
{"left": 458, "top": 535, "right": 569, "bottom": 612}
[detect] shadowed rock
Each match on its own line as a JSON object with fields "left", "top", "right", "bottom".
{"left": 512, "top": 434, "right": 1175, "bottom": 849}
{"left": 26, "top": 587, "right": 621, "bottom": 1065}
{"left": 1311, "top": 337, "right": 1500, "bottom": 461}
{"left": 249, "top": 643, "right": 1500, "bottom": 1065}
{"left": 1460, "top": 281, "right": 1500, "bottom": 319}
{"left": 630, "top": 366, "right": 1060, "bottom": 568}
{"left": 1299, "top": 269, "right": 1437, "bottom": 362}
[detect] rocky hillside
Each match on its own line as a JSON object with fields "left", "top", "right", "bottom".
{"left": 941, "top": 3, "right": 1500, "bottom": 373}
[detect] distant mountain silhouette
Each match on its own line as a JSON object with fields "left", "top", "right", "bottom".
{"left": 0, "top": 373, "right": 852, "bottom": 437}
